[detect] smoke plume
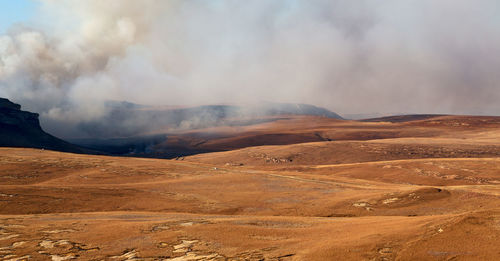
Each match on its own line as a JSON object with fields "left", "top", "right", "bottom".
{"left": 1, "top": 0, "right": 499, "bottom": 138}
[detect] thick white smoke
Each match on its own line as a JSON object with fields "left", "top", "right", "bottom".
{"left": 0, "top": 0, "right": 499, "bottom": 138}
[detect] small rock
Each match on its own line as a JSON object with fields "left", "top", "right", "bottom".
{"left": 4, "top": 255, "right": 31, "bottom": 261}
{"left": 12, "top": 241, "right": 26, "bottom": 248}
{"left": 382, "top": 198, "right": 399, "bottom": 204}
{"left": 39, "top": 240, "right": 55, "bottom": 249}
{"left": 51, "top": 254, "right": 76, "bottom": 261}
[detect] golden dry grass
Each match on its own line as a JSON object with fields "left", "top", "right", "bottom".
{"left": 0, "top": 115, "right": 499, "bottom": 260}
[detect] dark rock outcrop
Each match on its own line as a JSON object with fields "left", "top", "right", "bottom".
{"left": 0, "top": 98, "right": 87, "bottom": 153}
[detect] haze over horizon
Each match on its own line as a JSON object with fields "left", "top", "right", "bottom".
{"left": 0, "top": 0, "right": 499, "bottom": 131}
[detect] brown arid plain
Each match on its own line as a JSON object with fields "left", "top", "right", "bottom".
{"left": 1, "top": 115, "right": 500, "bottom": 260}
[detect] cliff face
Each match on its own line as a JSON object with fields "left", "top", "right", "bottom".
{"left": 0, "top": 98, "right": 85, "bottom": 153}
{"left": 0, "top": 98, "right": 41, "bottom": 130}
{"left": 0, "top": 98, "right": 21, "bottom": 110}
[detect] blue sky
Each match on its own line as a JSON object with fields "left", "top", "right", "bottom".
{"left": 0, "top": 0, "right": 38, "bottom": 34}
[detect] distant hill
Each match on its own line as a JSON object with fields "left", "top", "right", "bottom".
{"left": 0, "top": 98, "right": 89, "bottom": 153}
{"left": 54, "top": 102, "right": 343, "bottom": 139}
{"left": 360, "top": 114, "right": 447, "bottom": 123}
{"left": 0, "top": 97, "right": 344, "bottom": 158}
{"left": 68, "top": 102, "right": 344, "bottom": 158}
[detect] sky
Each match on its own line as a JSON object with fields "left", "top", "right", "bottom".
{"left": 0, "top": 0, "right": 38, "bottom": 34}
{"left": 0, "top": 0, "right": 499, "bottom": 138}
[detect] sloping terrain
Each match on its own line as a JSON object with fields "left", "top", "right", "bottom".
{"left": 68, "top": 103, "right": 344, "bottom": 157}
{"left": 58, "top": 102, "right": 343, "bottom": 139}
{"left": 361, "top": 114, "right": 447, "bottom": 123}
{"left": 184, "top": 115, "right": 500, "bottom": 164}
{"left": 106, "top": 114, "right": 498, "bottom": 158}
{"left": 0, "top": 115, "right": 499, "bottom": 260}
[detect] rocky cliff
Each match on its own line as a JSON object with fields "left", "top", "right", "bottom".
{"left": 0, "top": 98, "right": 86, "bottom": 153}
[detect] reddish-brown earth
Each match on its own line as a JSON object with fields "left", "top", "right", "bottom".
{"left": 0, "top": 115, "right": 499, "bottom": 260}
